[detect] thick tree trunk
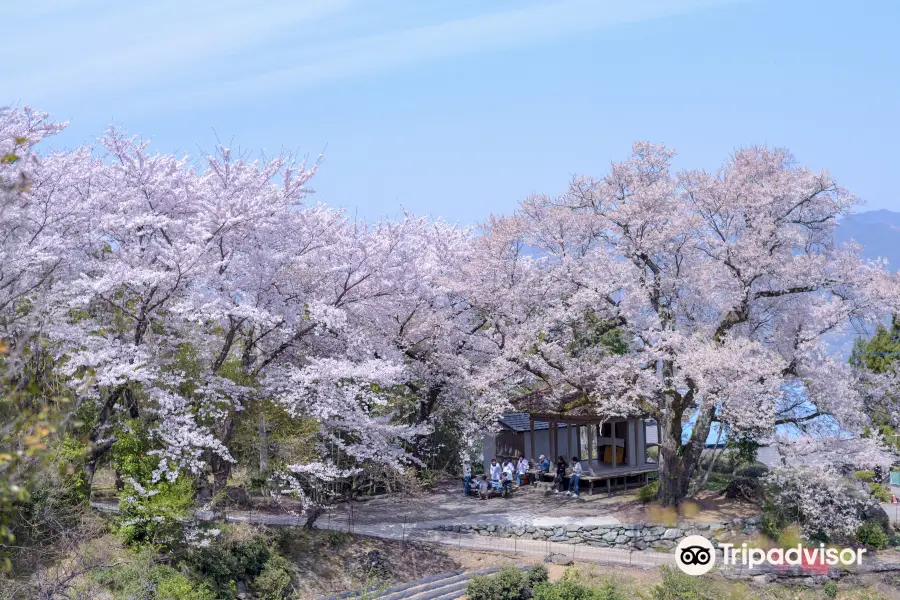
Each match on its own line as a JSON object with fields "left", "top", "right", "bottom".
{"left": 657, "top": 402, "right": 716, "bottom": 506}
{"left": 258, "top": 411, "right": 268, "bottom": 474}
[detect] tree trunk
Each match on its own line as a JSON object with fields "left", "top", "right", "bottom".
{"left": 258, "top": 411, "right": 268, "bottom": 474}
{"left": 657, "top": 402, "right": 716, "bottom": 506}
{"left": 304, "top": 506, "right": 324, "bottom": 529}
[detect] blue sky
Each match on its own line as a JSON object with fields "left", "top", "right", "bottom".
{"left": 5, "top": 0, "right": 899, "bottom": 225}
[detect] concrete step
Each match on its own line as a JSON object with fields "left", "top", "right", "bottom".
{"left": 375, "top": 569, "right": 499, "bottom": 600}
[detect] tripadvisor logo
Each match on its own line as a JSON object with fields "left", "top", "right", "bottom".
{"left": 675, "top": 535, "right": 868, "bottom": 576}
{"left": 675, "top": 535, "right": 716, "bottom": 576}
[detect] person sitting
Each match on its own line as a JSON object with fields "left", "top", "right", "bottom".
{"left": 567, "top": 455, "right": 582, "bottom": 498}
{"left": 499, "top": 472, "right": 512, "bottom": 497}
{"left": 553, "top": 455, "right": 568, "bottom": 494}
{"left": 502, "top": 459, "right": 515, "bottom": 481}
{"left": 516, "top": 456, "right": 529, "bottom": 486}
{"left": 538, "top": 454, "right": 550, "bottom": 474}
{"left": 477, "top": 475, "right": 490, "bottom": 500}
{"left": 489, "top": 458, "right": 501, "bottom": 482}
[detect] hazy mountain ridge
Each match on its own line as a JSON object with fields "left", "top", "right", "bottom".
{"left": 836, "top": 209, "right": 900, "bottom": 270}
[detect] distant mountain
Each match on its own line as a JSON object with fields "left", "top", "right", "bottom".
{"left": 829, "top": 209, "right": 900, "bottom": 357}
{"left": 836, "top": 209, "right": 900, "bottom": 271}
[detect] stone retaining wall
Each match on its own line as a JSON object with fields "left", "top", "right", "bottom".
{"left": 432, "top": 516, "right": 763, "bottom": 553}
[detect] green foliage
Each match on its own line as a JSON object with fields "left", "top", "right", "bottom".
{"left": 854, "top": 470, "right": 877, "bottom": 482}
{"left": 118, "top": 475, "right": 195, "bottom": 546}
{"left": 761, "top": 508, "right": 787, "bottom": 540}
{"left": 637, "top": 480, "right": 658, "bottom": 503}
{"left": 868, "top": 483, "right": 892, "bottom": 503}
{"left": 418, "top": 468, "right": 437, "bottom": 488}
{"left": 855, "top": 519, "right": 889, "bottom": 550}
{"left": 152, "top": 565, "right": 217, "bottom": 600}
{"left": 54, "top": 436, "right": 90, "bottom": 504}
{"left": 466, "top": 567, "right": 528, "bottom": 600}
{"left": 649, "top": 566, "right": 716, "bottom": 600}
{"left": 850, "top": 317, "right": 900, "bottom": 451}
{"left": 533, "top": 572, "right": 626, "bottom": 600}
{"left": 823, "top": 580, "right": 839, "bottom": 599}
{"left": 250, "top": 554, "right": 293, "bottom": 600}
{"left": 184, "top": 536, "right": 273, "bottom": 598}
{"left": 525, "top": 564, "right": 549, "bottom": 588}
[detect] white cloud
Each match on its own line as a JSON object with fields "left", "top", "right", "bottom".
{"left": 5, "top": 0, "right": 745, "bottom": 112}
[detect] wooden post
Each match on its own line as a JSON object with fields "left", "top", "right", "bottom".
{"left": 566, "top": 420, "right": 572, "bottom": 458}
{"left": 611, "top": 421, "right": 617, "bottom": 470}
{"left": 587, "top": 421, "right": 594, "bottom": 466}
{"left": 529, "top": 414, "right": 536, "bottom": 462}
{"left": 549, "top": 419, "right": 556, "bottom": 462}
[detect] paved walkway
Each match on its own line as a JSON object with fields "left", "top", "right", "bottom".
{"left": 91, "top": 501, "right": 668, "bottom": 569}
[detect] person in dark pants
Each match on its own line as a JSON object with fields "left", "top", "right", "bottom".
{"left": 463, "top": 459, "right": 472, "bottom": 495}
{"left": 553, "top": 455, "right": 568, "bottom": 494}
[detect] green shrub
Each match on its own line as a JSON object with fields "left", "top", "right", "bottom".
{"left": 533, "top": 574, "right": 626, "bottom": 600}
{"left": 636, "top": 480, "right": 658, "bottom": 503}
{"left": 151, "top": 565, "right": 216, "bottom": 600}
{"left": 856, "top": 519, "right": 889, "bottom": 550}
{"left": 649, "top": 566, "right": 716, "bottom": 600}
{"left": 868, "top": 483, "right": 892, "bottom": 503}
{"left": 250, "top": 554, "right": 293, "bottom": 600}
{"left": 734, "top": 464, "right": 769, "bottom": 479}
{"left": 854, "top": 470, "right": 876, "bottom": 482}
{"left": 823, "top": 580, "right": 838, "bottom": 599}
{"left": 184, "top": 536, "right": 273, "bottom": 598}
{"left": 466, "top": 567, "right": 527, "bottom": 600}
{"left": 525, "top": 564, "right": 549, "bottom": 588}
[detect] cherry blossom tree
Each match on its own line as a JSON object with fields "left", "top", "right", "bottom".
{"left": 471, "top": 143, "right": 900, "bottom": 506}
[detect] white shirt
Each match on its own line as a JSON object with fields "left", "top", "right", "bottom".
{"left": 517, "top": 459, "right": 528, "bottom": 474}
{"left": 489, "top": 463, "right": 501, "bottom": 480}
{"left": 463, "top": 463, "right": 471, "bottom": 477}
{"left": 503, "top": 463, "right": 514, "bottom": 476}
{"left": 572, "top": 461, "right": 583, "bottom": 475}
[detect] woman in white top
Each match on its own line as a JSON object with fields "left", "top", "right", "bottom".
{"left": 502, "top": 460, "right": 515, "bottom": 482}
{"left": 516, "top": 457, "right": 529, "bottom": 486}
{"left": 489, "top": 458, "right": 501, "bottom": 481}
{"left": 567, "top": 455, "right": 583, "bottom": 498}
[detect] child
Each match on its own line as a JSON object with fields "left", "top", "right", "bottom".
{"left": 463, "top": 459, "right": 472, "bottom": 495}
{"left": 553, "top": 455, "right": 568, "bottom": 494}
{"left": 567, "top": 455, "right": 582, "bottom": 498}
{"left": 477, "top": 475, "right": 489, "bottom": 500}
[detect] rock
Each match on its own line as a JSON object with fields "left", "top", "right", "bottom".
{"left": 487, "top": 525, "right": 496, "bottom": 532}
{"left": 652, "top": 541, "right": 675, "bottom": 550}
{"left": 566, "top": 524, "right": 582, "bottom": 532}
{"left": 623, "top": 530, "right": 638, "bottom": 537}
{"left": 549, "top": 535, "right": 570, "bottom": 542}
{"left": 695, "top": 523, "right": 711, "bottom": 531}
{"left": 624, "top": 524, "right": 644, "bottom": 530}
{"left": 550, "top": 553, "right": 574, "bottom": 566}
{"left": 750, "top": 575, "right": 768, "bottom": 588}
{"left": 615, "top": 535, "right": 628, "bottom": 544}
{"left": 513, "top": 527, "right": 526, "bottom": 536}
{"left": 525, "top": 525, "right": 537, "bottom": 533}
{"left": 582, "top": 525, "right": 598, "bottom": 531}
{"left": 603, "top": 531, "right": 618, "bottom": 542}
{"left": 707, "top": 523, "right": 724, "bottom": 531}
{"left": 554, "top": 527, "right": 565, "bottom": 537}
{"left": 662, "top": 528, "right": 682, "bottom": 540}
{"left": 634, "top": 540, "right": 647, "bottom": 550}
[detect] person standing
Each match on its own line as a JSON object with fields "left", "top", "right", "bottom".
{"left": 516, "top": 456, "right": 529, "bottom": 486}
{"left": 489, "top": 458, "right": 501, "bottom": 482}
{"left": 463, "top": 459, "right": 472, "bottom": 495}
{"left": 502, "top": 459, "right": 515, "bottom": 483}
{"left": 553, "top": 455, "right": 568, "bottom": 494}
{"left": 567, "top": 456, "right": 582, "bottom": 498}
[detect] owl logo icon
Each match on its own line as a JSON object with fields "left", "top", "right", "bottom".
{"left": 675, "top": 535, "right": 716, "bottom": 576}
